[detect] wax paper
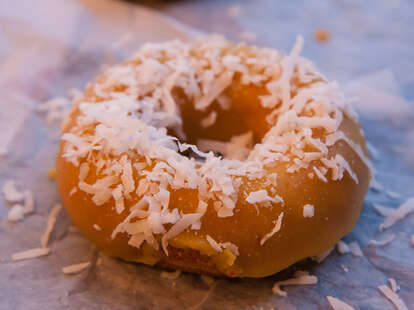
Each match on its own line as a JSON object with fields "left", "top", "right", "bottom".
{"left": 0, "top": 0, "right": 413, "bottom": 309}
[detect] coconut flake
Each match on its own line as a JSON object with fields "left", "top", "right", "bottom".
{"left": 62, "top": 262, "right": 91, "bottom": 275}
{"left": 336, "top": 240, "right": 350, "bottom": 254}
{"left": 272, "top": 271, "right": 317, "bottom": 297}
{"left": 162, "top": 212, "right": 204, "bottom": 255}
{"left": 2, "top": 180, "right": 24, "bottom": 202}
{"left": 379, "top": 197, "right": 414, "bottom": 231}
{"left": 303, "top": 204, "right": 314, "bottom": 218}
{"left": 200, "top": 111, "right": 217, "bottom": 128}
{"left": 260, "top": 212, "right": 284, "bottom": 246}
{"left": 12, "top": 247, "right": 51, "bottom": 262}
{"left": 40, "top": 204, "right": 63, "bottom": 248}
{"left": 366, "top": 142, "right": 379, "bottom": 160}
{"left": 327, "top": 296, "right": 356, "bottom": 310}
{"left": 373, "top": 203, "right": 396, "bottom": 217}
{"left": 23, "top": 190, "right": 35, "bottom": 214}
{"left": 69, "top": 187, "right": 77, "bottom": 196}
{"left": 206, "top": 235, "right": 239, "bottom": 256}
{"left": 246, "top": 190, "right": 283, "bottom": 205}
{"left": 385, "top": 190, "right": 401, "bottom": 200}
{"left": 369, "top": 234, "right": 395, "bottom": 247}
{"left": 378, "top": 284, "right": 408, "bottom": 310}
{"left": 7, "top": 204, "right": 25, "bottom": 222}
{"left": 348, "top": 241, "right": 363, "bottom": 257}
{"left": 313, "top": 166, "right": 328, "bottom": 183}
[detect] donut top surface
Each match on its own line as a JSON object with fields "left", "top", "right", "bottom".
{"left": 60, "top": 36, "right": 371, "bottom": 258}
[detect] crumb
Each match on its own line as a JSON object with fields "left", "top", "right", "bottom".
{"left": 314, "top": 29, "right": 331, "bottom": 43}
{"left": 48, "top": 168, "right": 57, "bottom": 180}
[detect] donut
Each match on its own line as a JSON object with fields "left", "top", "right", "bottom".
{"left": 56, "top": 36, "right": 371, "bottom": 278}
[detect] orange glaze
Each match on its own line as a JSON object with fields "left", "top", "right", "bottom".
{"left": 57, "top": 48, "right": 370, "bottom": 278}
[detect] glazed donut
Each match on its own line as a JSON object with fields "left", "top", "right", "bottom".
{"left": 57, "top": 36, "right": 371, "bottom": 278}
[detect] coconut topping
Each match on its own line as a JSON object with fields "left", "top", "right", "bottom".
{"left": 327, "top": 296, "right": 355, "bottom": 310}
{"left": 60, "top": 36, "right": 369, "bottom": 256}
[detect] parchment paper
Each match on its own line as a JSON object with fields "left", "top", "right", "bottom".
{"left": 0, "top": 0, "right": 413, "bottom": 309}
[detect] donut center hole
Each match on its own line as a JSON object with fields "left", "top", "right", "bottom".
{"left": 169, "top": 82, "right": 273, "bottom": 161}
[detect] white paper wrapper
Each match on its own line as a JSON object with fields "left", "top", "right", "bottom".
{"left": 1, "top": 0, "right": 413, "bottom": 309}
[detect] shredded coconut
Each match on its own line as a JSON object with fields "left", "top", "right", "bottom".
{"left": 7, "top": 204, "right": 25, "bottom": 222}
{"left": 303, "top": 204, "right": 314, "bottom": 218}
{"left": 348, "top": 241, "right": 363, "bottom": 257}
{"left": 369, "top": 234, "right": 395, "bottom": 247}
{"left": 246, "top": 190, "right": 283, "bottom": 205}
{"left": 379, "top": 197, "right": 414, "bottom": 231}
{"left": 385, "top": 190, "right": 401, "bottom": 200}
{"left": 260, "top": 212, "right": 284, "bottom": 245}
{"left": 200, "top": 111, "right": 217, "bottom": 128}
{"left": 272, "top": 271, "right": 317, "bottom": 297}
{"left": 370, "top": 178, "right": 384, "bottom": 192}
{"left": 2, "top": 180, "right": 24, "bottom": 202}
{"left": 62, "top": 262, "right": 91, "bottom": 275}
{"left": 38, "top": 97, "right": 72, "bottom": 124}
{"left": 23, "top": 190, "right": 35, "bottom": 214}
{"left": 336, "top": 240, "right": 350, "bottom": 254}
{"left": 378, "top": 284, "right": 408, "bottom": 310}
{"left": 40, "top": 204, "right": 63, "bottom": 248}
{"left": 366, "top": 142, "right": 379, "bottom": 160}
{"left": 12, "top": 247, "right": 51, "bottom": 262}
{"left": 372, "top": 203, "right": 395, "bottom": 217}
{"left": 327, "top": 296, "right": 355, "bottom": 310}
{"left": 93, "top": 224, "right": 102, "bottom": 231}
{"left": 206, "top": 235, "right": 239, "bottom": 256}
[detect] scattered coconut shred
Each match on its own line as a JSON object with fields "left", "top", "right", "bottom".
{"left": 2, "top": 180, "right": 35, "bottom": 222}
{"left": 12, "top": 247, "right": 51, "bottom": 262}
{"left": 2, "top": 180, "right": 24, "bottom": 202}
{"left": 369, "top": 234, "right": 395, "bottom": 247}
{"left": 348, "top": 241, "right": 364, "bottom": 257}
{"left": 336, "top": 240, "right": 350, "bottom": 254}
{"left": 378, "top": 284, "right": 409, "bottom": 310}
{"left": 40, "top": 204, "right": 63, "bottom": 248}
{"left": 62, "top": 262, "right": 91, "bottom": 275}
{"left": 303, "top": 204, "right": 314, "bottom": 218}
{"left": 327, "top": 296, "right": 355, "bottom": 310}
{"left": 59, "top": 35, "right": 371, "bottom": 261}
{"left": 378, "top": 197, "right": 414, "bottom": 231}
{"left": 272, "top": 271, "right": 318, "bottom": 297}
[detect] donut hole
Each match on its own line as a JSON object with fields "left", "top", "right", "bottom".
{"left": 169, "top": 79, "right": 274, "bottom": 161}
